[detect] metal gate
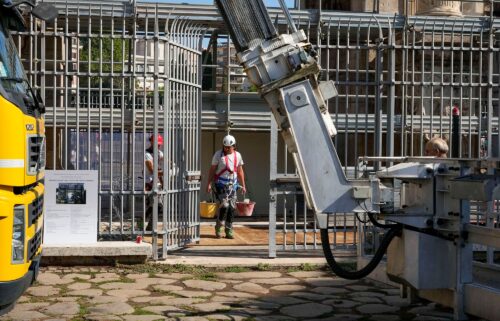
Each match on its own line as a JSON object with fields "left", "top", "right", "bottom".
{"left": 13, "top": 0, "right": 204, "bottom": 259}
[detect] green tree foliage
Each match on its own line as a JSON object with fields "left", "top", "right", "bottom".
{"left": 79, "top": 37, "right": 130, "bottom": 89}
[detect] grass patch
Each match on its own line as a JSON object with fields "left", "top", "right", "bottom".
{"left": 118, "top": 276, "right": 136, "bottom": 283}
{"left": 133, "top": 307, "right": 156, "bottom": 315}
{"left": 73, "top": 277, "right": 91, "bottom": 283}
{"left": 70, "top": 303, "right": 89, "bottom": 321}
{"left": 198, "top": 272, "right": 218, "bottom": 281}
{"left": 115, "top": 261, "right": 330, "bottom": 276}
{"left": 256, "top": 263, "right": 271, "bottom": 271}
{"left": 116, "top": 263, "right": 208, "bottom": 275}
{"left": 116, "top": 263, "right": 221, "bottom": 280}
{"left": 150, "top": 289, "right": 183, "bottom": 297}
{"left": 179, "top": 304, "right": 198, "bottom": 312}
{"left": 223, "top": 266, "right": 250, "bottom": 273}
{"left": 287, "top": 263, "right": 320, "bottom": 272}
{"left": 57, "top": 283, "right": 73, "bottom": 297}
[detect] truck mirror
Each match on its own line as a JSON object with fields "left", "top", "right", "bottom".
{"left": 31, "top": 3, "right": 58, "bottom": 22}
{"left": 35, "top": 89, "right": 45, "bottom": 113}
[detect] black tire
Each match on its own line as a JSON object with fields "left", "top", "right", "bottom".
{"left": 0, "top": 302, "right": 15, "bottom": 316}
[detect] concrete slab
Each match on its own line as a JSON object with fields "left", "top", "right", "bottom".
{"left": 159, "top": 245, "right": 351, "bottom": 267}
{"left": 41, "top": 242, "right": 152, "bottom": 266}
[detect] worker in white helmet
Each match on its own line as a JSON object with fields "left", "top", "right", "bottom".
{"left": 206, "top": 134, "right": 246, "bottom": 239}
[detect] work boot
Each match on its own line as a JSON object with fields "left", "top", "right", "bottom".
{"left": 225, "top": 228, "right": 234, "bottom": 239}
{"left": 215, "top": 226, "right": 222, "bottom": 238}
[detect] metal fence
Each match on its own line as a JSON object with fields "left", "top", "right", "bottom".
{"left": 13, "top": 0, "right": 204, "bottom": 259}
{"left": 12, "top": 0, "right": 499, "bottom": 268}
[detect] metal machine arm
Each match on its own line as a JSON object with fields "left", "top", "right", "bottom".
{"left": 214, "top": 0, "right": 399, "bottom": 280}
{"left": 214, "top": 0, "right": 372, "bottom": 217}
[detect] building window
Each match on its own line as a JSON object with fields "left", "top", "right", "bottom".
{"left": 304, "top": 0, "right": 349, "bottom": 10}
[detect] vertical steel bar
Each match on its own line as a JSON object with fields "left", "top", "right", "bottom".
{"left": 120, "top": 8, "right": 126, "bottom": 233}
{"left": 64, "top": 5, "right": 69, "bottom": 174}
{"left": 142, "top": 12, "right": 149, "bottom": 236}
{"left": 197, "top": 27, "right": 204, "bottom": 249}
{"left": 487, "top": 13, "right": 494, "bottom": 178}
{"left": 335, "top": 20, "right": 340, "bottom": 149}
{"left": 269, "top": 110, "right": 278, "bottom": 258}
{"left": 439, "top": 22, "right": 445, "bottom": 139}
{"left": 419, "top": 22, "right": 425, "bottom": 156}
{"left": 365, "top": 22, "right": 371, "bottom": 159}
{"left": 386, "top": 18, "right": 395, "bottom": 163}
{"left": 87, "top": 2, "right": 92, "bottom": 175}
{"left": 283, "top": 190, "right": 287, "bottom": 249}
{"left": 430, "top": 21, "right": 436, "bottom": 139}
{"left": 344, "top": 19, "right": 351, "bottom": 173}
{"left": 467, "top": 25, "right": 473, "bottom": 158}
{"left": 449, "top": 22, "right": 456, "bottom": 157}
{"left": 477, "top": 24, "right": 484, "bottom": 159}
{"left": 109, "top": 5, "right": 117, "bottom": 232}
{"left": 454, "top": 166, "right": 473, "bottom": 320}
{"left": 51, "top": 17, "right": 59, "bottom": 169}
{"left": 152, "top": 7, "right": 160, "bottom": 259}
{"left": 410, "top": 20, "right": 416, "bottom": 156}
{"left": 293, "top": 193, "right": 297, "bottom": 250}
{"left": 76, "top": 6, "right": 81, "bottom": 171}
{"left": 354, "top": 21, "right": 360, "bottom": 178}
{"left": 374, "top": 22, "right": 383, "bottom": 169}
{"left": 401, "top": 16, "right": 408, "bottom": 157}
{"left": 278, "top": 0, "right": 297, "bottom": 33}
{"left": 459, "top": 22, "right": 465, "bottom": 158}
{"left": 131, "top": 5, "right": 138, "bottom": 236}
{"left": 163, "top": 18, "right": 170, "bottom": 257}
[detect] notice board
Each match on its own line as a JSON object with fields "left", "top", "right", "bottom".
{"left": 44, "top": 170, "right": 99, "bottom": 244}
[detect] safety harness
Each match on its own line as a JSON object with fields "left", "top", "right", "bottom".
{"left": 215, "top": 151, "right": 238, "bottom": 185}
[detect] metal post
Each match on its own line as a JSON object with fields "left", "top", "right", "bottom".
{"left": 374, "top": 28, "right": 384, "bottom": 170}
{"left": 386, "top": 18, "right": 396, "bottom": 165}
{"left": 269, "top": 118, "right": 278, "bottom": 258}
{"left": 487, "top": 12, "right": 494, "bottom": 158}
{"left": 454, "top": 163, "right": 473, "bottom": 320}
{"left": 278, "top": 0, "right": 298, "bottom": 33}
{"left": 151, "top": 9, "right": 160, "bottom": 260}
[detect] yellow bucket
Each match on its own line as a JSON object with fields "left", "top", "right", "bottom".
{"left": 200, "top": 201, "right": 218, "bottom": 218}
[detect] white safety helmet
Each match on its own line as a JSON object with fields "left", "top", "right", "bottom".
{"left": 223, "top": 134, "right": 236, "bottom": 147}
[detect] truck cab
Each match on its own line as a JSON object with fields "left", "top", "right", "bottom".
{"left": 0, "top": 1, "right": 55, "bottom": 315}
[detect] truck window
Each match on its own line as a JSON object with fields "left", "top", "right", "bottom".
{"left": 0, "top": 20, "right": 36, "bottom": 113}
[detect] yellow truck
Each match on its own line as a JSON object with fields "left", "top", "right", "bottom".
{"left": 0, "top": 0, "right": 56, "bottom": 315}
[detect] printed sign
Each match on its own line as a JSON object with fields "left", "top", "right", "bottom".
{"left": 44, "top": 170, "right": 99, "bottom": 244}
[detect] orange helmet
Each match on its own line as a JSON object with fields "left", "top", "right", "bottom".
{"left": 150, "top": 134, "right": 164, "bottom": 146}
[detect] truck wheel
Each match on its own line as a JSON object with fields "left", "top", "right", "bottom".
{"left": 0, "top": 302, "right": 15, "bottom": 316}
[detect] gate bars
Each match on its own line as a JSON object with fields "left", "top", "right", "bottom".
{"left": 11, "top": 0, "right": 500, "bottom": 267}
{"left": 13, "top": 0, "right": 204, "bottom": 259}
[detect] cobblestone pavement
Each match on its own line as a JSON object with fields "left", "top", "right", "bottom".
{"left": 0, "top": 265, "right": 463, "bottom": 321}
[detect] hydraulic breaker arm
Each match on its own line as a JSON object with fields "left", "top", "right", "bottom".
{"left": 214, "top": 0, "right": 401, "bottom": 280}
{"left": 214, "top": 0, "right": 374, "bottom": 218}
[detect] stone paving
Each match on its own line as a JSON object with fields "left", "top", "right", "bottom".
{"left": 0, "top": 266, "right": 468, "bottom": 321}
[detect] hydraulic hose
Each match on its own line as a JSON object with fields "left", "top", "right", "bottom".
{"left": 320, "top": 224, "right": 402, "bottom": 280}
